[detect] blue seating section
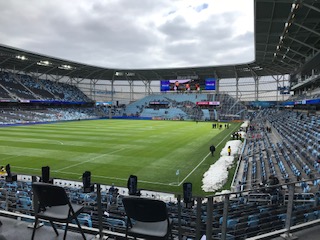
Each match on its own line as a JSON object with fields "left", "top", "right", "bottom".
{"left": 239, "top": 109, "right": 320, "bottom": 193}
{"left": 0, "top": 171, "right": 320, "bottom": 240}
{"left": 122, "top": 93, "right": 246, "bottom": 121}
{"left": 0, "top": 71, "right": 92, "bottom": 102}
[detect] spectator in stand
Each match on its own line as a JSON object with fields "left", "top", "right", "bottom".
{"left": 185, "top": 83, "right": 190, "bottom": 93}
{"left": 108, "top": 183, "right": 115, "bottom": 194}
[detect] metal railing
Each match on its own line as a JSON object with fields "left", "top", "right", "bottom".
{"left": 1, "top": 177, "right": 320, "bottom": 240}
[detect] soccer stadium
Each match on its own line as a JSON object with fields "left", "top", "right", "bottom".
{"left": 0, "top": 0, "right": 319, "bottom": 239}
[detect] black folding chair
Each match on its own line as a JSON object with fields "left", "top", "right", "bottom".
{"left": 31, "top": 182, "right": 86, "bottom": 240}
{"left": 122, "top": 196, "right": 173, "bottom": 240}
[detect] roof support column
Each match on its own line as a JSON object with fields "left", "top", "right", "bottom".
{"left": 111, "top": 80, "right": 114, "bottom": 104}
{"left": 90, "top": 79, "right": 95, "bottom": 101}
{"left": 142, "top": 80, "right": 152, "bottom": 95}
{"left": 276, "top": 76, "right": 283, "bottom": 102}
{"left": 215, "top": 78, "right": 219, "bottom": 95}
{"left": 236, "top": 77, "right": 239, "bottom": 101}
{"left": 282, "top": 75, "right": 286, "bottom": 102}
{"left": 128, "top": 80, "right": 134, "bottom": 102}
{"left": 91, "top": 79, "right": 99, "bottom": 101}
{"left": 276, "top": 77, "right": 280, "bottom": 102}
{"left": 234, "top": 66, "right": 239, "bottom": 101}
{"left": 254, "top": 76, "right": 259, "bottom": 101}
{"left": 214, "top": 71, "right": 219, "bottom": 95}
{"left": 272, "top": 75, "right": 284, "bottom": 102}
{"left": 111, "top": 71, "right": 116, "bottom": 105}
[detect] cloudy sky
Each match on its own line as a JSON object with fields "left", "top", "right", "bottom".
{"left": 0, "top": 0, "right": 254, "bottom": 69}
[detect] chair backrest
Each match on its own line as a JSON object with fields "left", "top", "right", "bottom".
{"left": 32, "top": 182, "right": 69, "bottom": 207}
{"left": 122, "top": 196, "right": 168, "bottom": 222}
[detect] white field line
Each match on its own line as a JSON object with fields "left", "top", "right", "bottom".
{"left": 13, "top": 166, "right": 176, "bottom": 186}
{"left": 177, "top": 124, "right": 240, "bottom": 186}
{"left": 56, "top": 148, "right": 125, "bottom": 171}
{"left": 11, "top": 125, "right": 240, "bottom": 187}
{"left": 0, "top": 137, "right": 64, "bottom": 145}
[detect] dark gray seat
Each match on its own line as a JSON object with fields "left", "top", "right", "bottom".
{"left": 31, "top": 182, "right": 86, "bottom": 240}
{"left": 122, "top": 196, "right": 173, "bottom": 240}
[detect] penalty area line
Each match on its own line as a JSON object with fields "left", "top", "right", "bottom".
{"left": 56, "top": 148, "right": 125, "bottom": 171}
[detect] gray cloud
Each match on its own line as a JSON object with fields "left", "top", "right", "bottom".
{"left": 0, "top": 0, "right": 254, "bottom": 69}
{"left": 158, "top": 10, "right": 254, "bottom": 67}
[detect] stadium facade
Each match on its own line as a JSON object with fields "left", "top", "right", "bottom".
{"left": 0, "top": 1, "right": 319, "bottom": 109}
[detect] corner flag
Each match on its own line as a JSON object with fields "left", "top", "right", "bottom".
{"left": 176, "top": 169, "right": 180, "bottom": 176}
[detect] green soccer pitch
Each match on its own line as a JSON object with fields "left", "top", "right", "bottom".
{"left": 0, "top": 119, "right": 241, "bottom": 196}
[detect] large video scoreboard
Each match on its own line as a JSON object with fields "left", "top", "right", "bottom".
{"left": 160, "top": 78, "right": 216, "bottom": 92}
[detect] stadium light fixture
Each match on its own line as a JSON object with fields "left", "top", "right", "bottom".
{"left": 58, "top": 64, "right": 74, "bottom": 70}
{"left": 238, "top": 67, "right": 250, "bottom": 72}
{"left": 16, "top": 55, "right": 28, "bottom": 60}
{"left": 291, "top": 3, "right": 299, "bottom": 12}
{"left": 126, "top": 72, "right": 135, "bottom": 77}
{"left": 115, "top": 71, "right": 124, "bottom": 76}
{"left": 252, "top": 66, "right": 263, "bottom": 71}
{"left": 37, "top": 60, "right": 52, "bottom": 66}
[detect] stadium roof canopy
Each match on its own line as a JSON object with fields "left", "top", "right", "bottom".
{"left": 0, "top": 0, "right": 319, "bottom": 81}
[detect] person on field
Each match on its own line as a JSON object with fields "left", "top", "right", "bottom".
{"left": 210, "top": 145, "right": 216, "bottom": 156}
{"left": 227, "top": 146, "right": 231, "bottom": 156}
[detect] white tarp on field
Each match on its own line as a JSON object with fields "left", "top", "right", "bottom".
{"left": 202, "top": 140, "right": 243, "bottom": 192}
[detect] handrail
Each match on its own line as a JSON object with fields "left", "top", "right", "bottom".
{"left": 231, "top": 138, "right": 247, "bottom": 191}
{"left": 2, "top": 175, "right": 320, "bottom": 239}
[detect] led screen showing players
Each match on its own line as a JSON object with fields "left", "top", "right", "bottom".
{"left": 160, "top": 78, "right": 215, "bottom": 92}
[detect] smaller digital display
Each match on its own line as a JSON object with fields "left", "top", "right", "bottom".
{"left": 205, "top": 78, "right": 216, "bottom": 90}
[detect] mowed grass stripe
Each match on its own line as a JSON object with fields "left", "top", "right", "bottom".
{"left": 0, "top": 120, "right": 240, "bottom": 195}
{"left": 3, "top": 120, "right": 206, "bottom": 163}
{"left": 0, "top": 139, "right": 136, "bottom": 153}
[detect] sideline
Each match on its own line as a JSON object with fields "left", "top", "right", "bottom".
{"left": 178, "top": 123, "right": 241, "bottom": 186}
{"left": 13, "top": 165, "right": 182, "bottom": 186}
